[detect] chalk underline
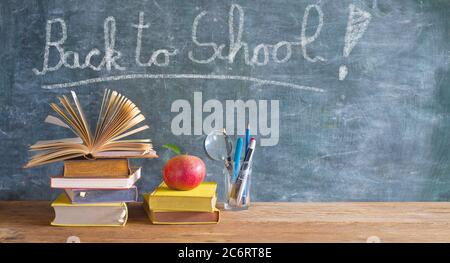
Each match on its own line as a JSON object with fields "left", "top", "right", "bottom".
{"left": 40, "top": 73, "right": 324, "bottom": 92}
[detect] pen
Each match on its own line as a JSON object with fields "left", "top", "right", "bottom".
{"left": 242, "top": 123, "right": 250, "bottom": 204}
{"left": 232, "top": 138, "right": 256, "bottom": 205}
{"left": 241, "top": 134, "right": 253, "bottom": 204}
{"left": 233, "top": 138, "right": 243, "bottom": 183}
{"left": 245, "top": 123, "right": 250, "bottom": 152}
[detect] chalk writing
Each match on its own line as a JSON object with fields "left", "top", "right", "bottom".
{"left": 339, "top": 4, "right": 372, "bottom": 80}
{"left": 33, "top": 17, "right": 125, "bottom": 74}
{"left": 40, "top": 73, "right": 324, "bottom": 92}
{"left": 133, "top": 12, "right": 178, "bottom": 67}
{"left": 189, "top": 4, "right": 326, "bottom": 66}
{"left": 33, "top": 4, "right": 372, "bottom": 90}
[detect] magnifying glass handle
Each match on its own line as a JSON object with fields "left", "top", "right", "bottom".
{"left": 224, "top": 156, "right": 233, "bottom": 178}
{"left": 224, "top": 157, "right": 233, "bottom": 192}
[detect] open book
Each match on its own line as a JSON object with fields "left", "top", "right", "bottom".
{"left": 25, "top": 89, "right": 157, "bottom": 168}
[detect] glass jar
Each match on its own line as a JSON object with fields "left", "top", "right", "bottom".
{"left": 223, "top": 160, "right": 252, "bottom": 210}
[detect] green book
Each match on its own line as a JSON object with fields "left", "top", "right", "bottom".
{"left": 147, "top": 182, "right": 217, "bottom": 212}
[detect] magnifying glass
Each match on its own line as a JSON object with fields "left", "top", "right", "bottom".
{"left": 204, "top": 129, "right": 234, "bottom": 187}
{"left": 204, "top": 129, "right": 233, "bottom": 161}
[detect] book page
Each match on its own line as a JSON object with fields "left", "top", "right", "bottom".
{"left": 44, "top": 115, "right": 70, "bottom": 129}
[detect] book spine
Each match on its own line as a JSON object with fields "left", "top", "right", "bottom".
{"left": 51, "top": 204, "right": 128, "bottom": 227}
{"left": 63, "top": 158, "right": 130, "bottom": 177}
{"left": 149, "top": 211, "right": 220, "bottom": 225}
{"left": 50, "top": 167, "right": 141, "bottom": 189}
{"left": 149, "top": 196, "right": 215, "bottom": 212}
{"left": 67, "top": 187, "right": 138, "bottom": 204}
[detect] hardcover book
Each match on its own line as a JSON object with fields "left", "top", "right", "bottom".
{"left": 143, "top": 194, "right": 219, "bottom": 224}
{"left": 51, "top": 193, "right": 128, "bottom": 227}
{"left": 63, "top": 158, "right": 131, "bottom": 177}
{"left": 65, "top": 186, "right": 138, "bottom": 204}
{"left": 148, "top": 182, "right": 217, "bottom": 212}
{"left": 51, "top": 167, "right": 141, "bottom": 189}
{"left": 24, "top": 89, "right": 157, "bottom": 168}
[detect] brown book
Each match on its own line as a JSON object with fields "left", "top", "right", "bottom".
{"left": 24, "top": 89, "right": 157, "bottom": 168}
{"left": 63, "top": 158, "right": 130, "bottom": 177}
{"left": 148, "top": 210, "right": 220, "bottom": 224}
{"left": 143, "top": 194, "right": 219, "bottom": 224}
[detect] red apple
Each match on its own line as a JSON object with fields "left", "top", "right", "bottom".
{"left": 163, "top": 155, "right": 206, "bottom": 190}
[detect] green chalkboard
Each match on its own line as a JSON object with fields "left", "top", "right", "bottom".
{"left": 1, "top": 0, "right": 449, "bottom": 201}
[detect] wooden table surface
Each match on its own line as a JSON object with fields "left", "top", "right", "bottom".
{"left": 1, "top": 201, "right": 450, "bottom": 243}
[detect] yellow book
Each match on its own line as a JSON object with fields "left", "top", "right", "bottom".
{"left": 148, "top": 182, "right": 217, "bottom": 212}
{"left": 143, "top": 194, "right": 219, "bottom": 225}
{"left": 51, "top": 193, "right": 128, "bottom": 227}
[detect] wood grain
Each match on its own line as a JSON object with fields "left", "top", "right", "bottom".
{"left": 1, "top": 202, "right": 450, "bottom": 243}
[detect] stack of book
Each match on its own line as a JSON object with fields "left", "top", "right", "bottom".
{"left": 24, "top": 89, "right": 157, "bottom": 226}
{"left": 143, "top": 182, "right": 219, "bottom": 224}
{"left": 51, "top": 159, "right": 143, "bottom": 226}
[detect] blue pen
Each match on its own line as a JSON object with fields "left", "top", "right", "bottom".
{"left": 233, "top": 138, "right": 243, "bottom": 183}
{"left": 242, "top": 123, "right": 251, "bottom": 205}
{"left": 245, "top": 123, "right": 250, "bottom": 151}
